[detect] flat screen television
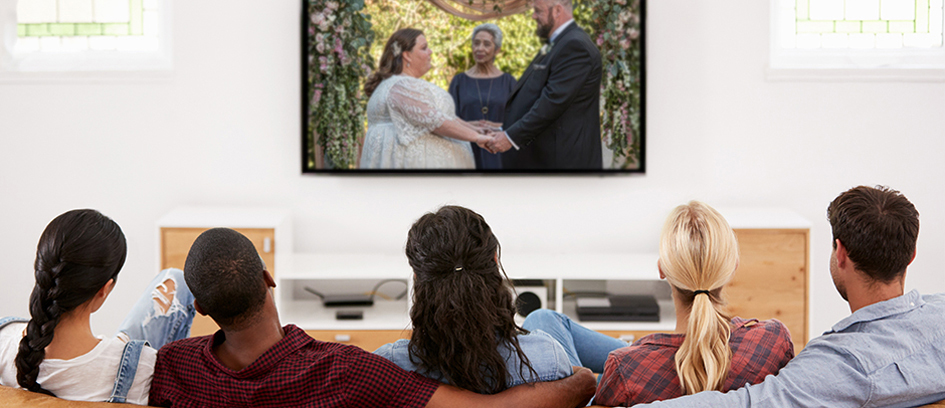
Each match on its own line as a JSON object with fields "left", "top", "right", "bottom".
{"left": 302, "top": 0, "right": 644, "bottom": 174}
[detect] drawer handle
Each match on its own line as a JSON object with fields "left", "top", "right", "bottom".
{"left": 334, "top": 334, "right": 351, "bottom": 342}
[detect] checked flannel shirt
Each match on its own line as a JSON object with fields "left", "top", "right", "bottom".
{"left": 594, "top": 317, "right": 794, "bottom": 407}
{"left": 149, "top": 324, "right": 438, "bottom": 407}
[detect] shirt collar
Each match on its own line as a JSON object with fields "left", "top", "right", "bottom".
{"left": 203, "top": 324, "right": 308, "bottom": 378}
{"left": 549, "top": 19, "right": 574, "bottom": 44}
{"left": 828, "top": 289, "right": 923, "bottom": 333}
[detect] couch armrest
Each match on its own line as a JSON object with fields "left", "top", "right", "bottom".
{"left": 0, "top": 386, "right": 113, "bottom": 407}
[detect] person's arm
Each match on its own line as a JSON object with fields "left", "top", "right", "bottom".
{"left": 425, "top": 367, "right": 596, "bottom": 408}
{"left": 633, "top": 340, "right": 870, "bottom": 408}
{"left": 504, "top": 38, "right": 596, "bottom": 147}
{"left": 433, "top": 118, "right": 490, "bottom": 144}
{"left": 388, "top": 79, "right": 488, "bottom": 146}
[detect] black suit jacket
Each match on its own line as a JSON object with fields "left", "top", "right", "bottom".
{"left": 502, "top": 22, "right": 603, "bottom": 170}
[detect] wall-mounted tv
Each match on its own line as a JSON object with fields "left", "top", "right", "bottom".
{"left": 302, "top": 0, "right": 644, "bottom": 174}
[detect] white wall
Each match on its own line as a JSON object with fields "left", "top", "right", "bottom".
{"left": 1, "top": 0, "right": 943, "bottom": 340}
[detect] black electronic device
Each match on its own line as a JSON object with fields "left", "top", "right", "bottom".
{"left": 335, "top": 310, "right": 363, "bottom": 320}
{"left": 576, "top": 295, "right": 660, "bottom": 322}
{"left": 322, "top": 294, "right": 374, "bottom": 307}
{"left": 304, "top": 286, "right": 375, "bottom": 307}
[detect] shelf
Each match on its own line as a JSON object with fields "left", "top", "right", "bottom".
{"left": 157, "top": 206, "right": 291, "bottom": 229}
{"left": 279, "top": 298, "right": 412, "bottom": 331}
{"left": 281, "top": 253, "right": 414, "bottom": 280}
{"left": 561, "top": 299, "right": 676, "bottom": 332}
{"left": 718, "top": 208, "right": 812, "bottom": 230}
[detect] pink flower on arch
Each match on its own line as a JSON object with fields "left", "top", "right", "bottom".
{"left": 312, "top": 89, "right": 323, "bottom": 105}
{"left": 597, "top": 35, "right": 604, "bottom": 46}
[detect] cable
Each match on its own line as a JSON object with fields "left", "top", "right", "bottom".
{"left": 369, "top": 279, "right": 409, "bottom": 301}
{"left": 303, "top": 286, "right": 325, "bottom": 300}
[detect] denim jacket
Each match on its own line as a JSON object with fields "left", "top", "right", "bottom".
{"left": 374, "top": 329, "right": 573, "bottom": 389}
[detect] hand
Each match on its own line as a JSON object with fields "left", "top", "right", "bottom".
{"left": 485, "top": 131, "right": 513, "bottom": 153}
{"left": 476, "top": 133, "right": 494, "bottom": 153}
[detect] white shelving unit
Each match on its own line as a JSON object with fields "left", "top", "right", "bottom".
{"left": 277, "top": 251, "right": 674, "bottom": 333}
{"left": 160, "top": 207, "right": 811, "bottom": 349}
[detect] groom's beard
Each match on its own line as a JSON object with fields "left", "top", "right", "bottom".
{"left": 535, "top": 12, "right": 554, "bottom": 40}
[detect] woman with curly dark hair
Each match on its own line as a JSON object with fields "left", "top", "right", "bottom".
{"left": 375, "top": 205, "right": 571, "bottom": 394}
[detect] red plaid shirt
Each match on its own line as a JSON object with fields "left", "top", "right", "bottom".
{"left": 148, "top": 324, "right": 439, "bottom": 407}
{"left": 594, "top": 317, "right": 794, "bottom": 407}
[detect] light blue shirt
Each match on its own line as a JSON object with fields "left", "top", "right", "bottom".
{"left": 374, "top": 329, "right": 572, "bottom": 389}
{"left": 549, "top": 19, "right": 574, "bottom": 45}
{"left": 636, "top": 290, "right": 945, "bottom": 408}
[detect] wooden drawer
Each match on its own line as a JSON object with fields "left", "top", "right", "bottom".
{"left": 305, "top": 330, "right": 412, "bottom": 352}
{"left": 729, "top": 229, "right": 809, "bottom": 351}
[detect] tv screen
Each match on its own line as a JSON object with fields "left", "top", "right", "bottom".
{"left": 302, "top": 0, "right": 644, "bottom": 174}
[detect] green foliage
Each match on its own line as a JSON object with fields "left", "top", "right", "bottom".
{"left": 364, "top": 0, "right": 540, "bottom": 90}
{"left": 577, "top": 0, "right": 643, "bottom": 169}
{"left": 306, "top": 0, "right": 375, "bottom": 169}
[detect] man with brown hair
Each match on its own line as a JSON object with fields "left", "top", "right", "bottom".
{"left": 148, "top": 227, "right": 596, "bottom": 407}
{"left": 637, "top": 185, "right": 945, "bottom": 408}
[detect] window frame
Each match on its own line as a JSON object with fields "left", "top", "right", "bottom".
{"left": 768, "top": 0, "right": 945, "bottom": 81}
{"left": 0, "top": 0, "right": 174, "bottom": 81}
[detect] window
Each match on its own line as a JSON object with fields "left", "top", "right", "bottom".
{"left": 770, "top": 0, "right": 945, "bottom": 78}
{"left": 0, "top": 0, "right": 172, "bottom": 75}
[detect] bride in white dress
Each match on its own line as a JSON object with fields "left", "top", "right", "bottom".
{"left": 361, "top": 29, "right": 491, "bottom": 169}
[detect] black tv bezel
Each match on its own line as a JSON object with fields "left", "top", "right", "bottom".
{"left": 300, "top": 0, "right": 646, "bottom": 175}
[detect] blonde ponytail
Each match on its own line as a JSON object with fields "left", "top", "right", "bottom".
{"left": 659, "top": 201, "right": 738, "bottom": 395}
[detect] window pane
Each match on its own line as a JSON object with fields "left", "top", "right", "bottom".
{"left": 18, "top": 0, "right": 148, "bottom": 38}
{"left": 58, "top": 0, "right": 94, "bottom": 23}
{"left": 810, "top": 0, "right": 844, "bottom": 19}
{"left": 881, "top": 0, "right": 916, "bottom": 20}
{"left": 17, "top": 0, "right": 57, "bottom": 24}
{"left": 795, "top": 0, "right": 943, "bottom": 48}
{"left": 846, "top": 0, "right": 880, "bottom": 20}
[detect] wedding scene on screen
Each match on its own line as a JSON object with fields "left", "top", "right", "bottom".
{"left": 303, "top": 0, "right": 644, "bottom": 173}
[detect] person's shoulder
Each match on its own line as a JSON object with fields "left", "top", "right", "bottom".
{"left": 0, "top": 321, "right": 25, "bottom": 341}
{"left": 451, "top": 72, "right": 469, "bottom": 84}
{"left": 734, "top": 317, "right": 792, "bottom": 340}
{"left": 374, "top": 338, "right": 410, "bottom": 357}
{"left": 155, "top": 334, "right": 210, "bottom": 361}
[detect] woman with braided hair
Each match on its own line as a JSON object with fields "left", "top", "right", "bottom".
{"left": 0, "top": 209, "right": 195, "bottom": 404}
{"left": 522, "top": 201, "right": 796, "bottom": 406}
{"left": 374, "top": 205, "right": 572, "bottom": 394}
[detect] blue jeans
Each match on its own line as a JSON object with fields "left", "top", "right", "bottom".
{"left": 116, "top": 268, "right": 195, "bottom": 349}
{"left": 522, "top": 309, "right": 629, "bottom": 373}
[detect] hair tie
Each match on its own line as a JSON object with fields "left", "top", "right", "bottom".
{"left": 454, "top": 266, "right": 463, "bottom": 272}
{"left": 693, "top": 290, "right": 710, "bottom": 296}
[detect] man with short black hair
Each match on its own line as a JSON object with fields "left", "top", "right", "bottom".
{"left": 149, "top": 228, "right": 596, "bottom": 408}
{"left": 636, "top": 185, "right": 945, "bottom": 408}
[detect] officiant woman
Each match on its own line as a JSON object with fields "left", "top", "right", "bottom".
{"left": 448, "top": 23, "right": 516, "bottom": 170}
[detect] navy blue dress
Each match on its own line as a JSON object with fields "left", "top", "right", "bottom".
{"left": 448, "top": 72, "right": 516, "bottom": 170}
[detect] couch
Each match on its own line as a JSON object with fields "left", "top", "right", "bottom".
{"left": 3, "top": 385, "right": 945, "bottom": 407}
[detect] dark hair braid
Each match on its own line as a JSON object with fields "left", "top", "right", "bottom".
{"left": 15, "top": 209, "right": 126, "bottom": 396}
{"left": 406, "top": 206, "right": 538, "bottom": 394}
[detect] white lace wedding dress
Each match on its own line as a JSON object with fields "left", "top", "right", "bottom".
{"left": 360, "top": 75, "right": 474, "bottom": 169}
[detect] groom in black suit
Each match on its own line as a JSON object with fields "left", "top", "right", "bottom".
{"left": 486, "top": 0, "right": 602, "bottom": 170}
